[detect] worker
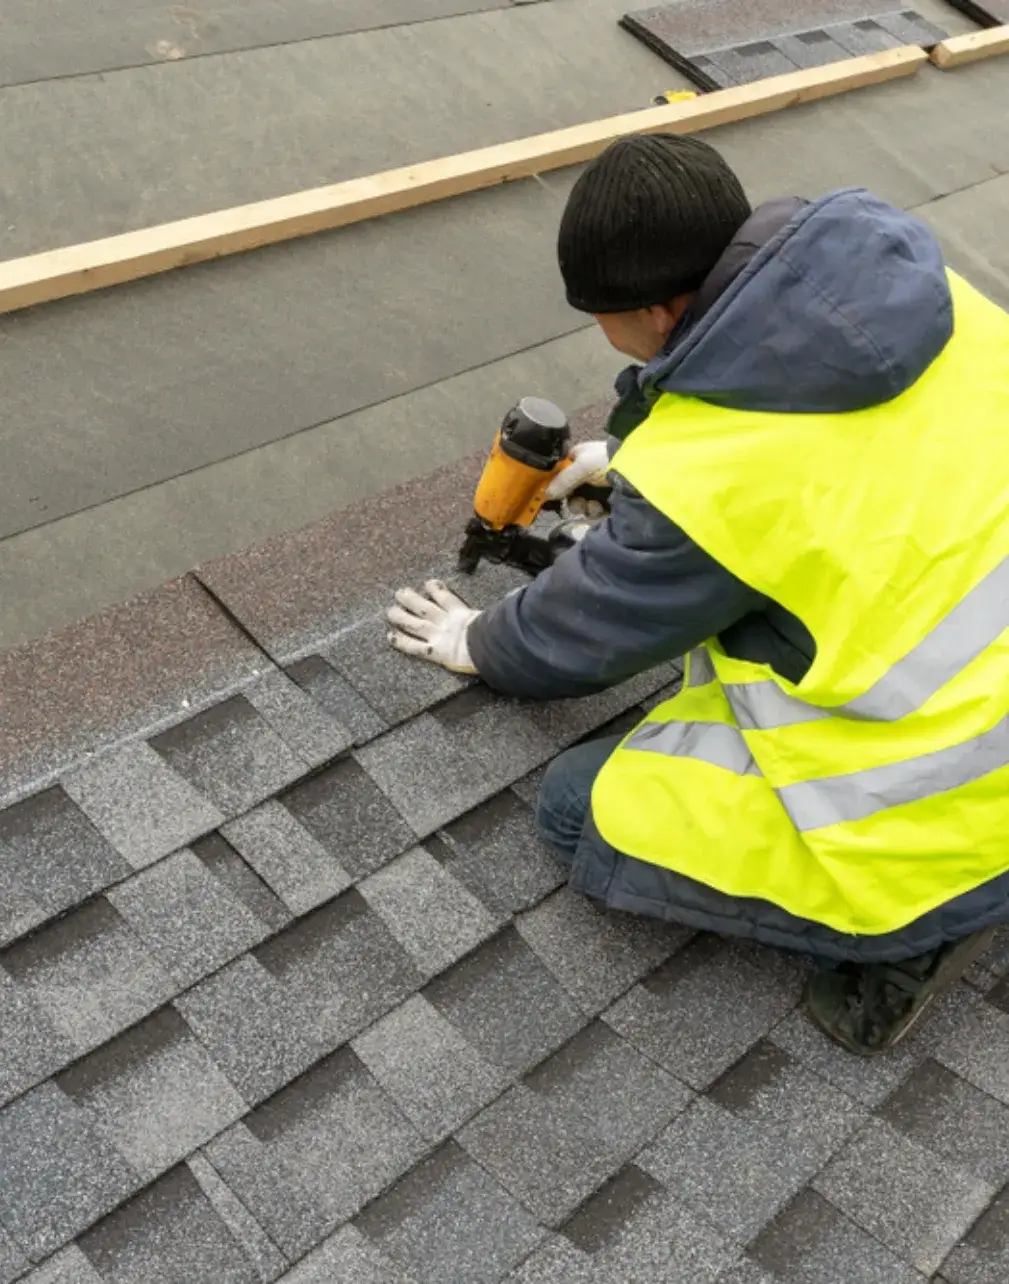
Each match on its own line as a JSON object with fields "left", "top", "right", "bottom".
{"left": 387, "top": 133, "right": 1009, "bottom": 1057}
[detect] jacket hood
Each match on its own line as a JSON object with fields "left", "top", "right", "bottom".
{"left": 645, "top": 188, "right": 954, "bottom": 414}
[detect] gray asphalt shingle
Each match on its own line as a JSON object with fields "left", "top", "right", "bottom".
{"left": 942, "top": 1181, "right": 1009, "bottom": 1284}
{"left": 562, "top": 1164, "right": 735, "bottom": 1283}
{"left": 176, "top": 955, "right": 329, "bottom": 1106}
{"left": 360, "top": 847, "right": 498, "bottom": 976}
{"left": 0, "top": 970, "right": 76, "bottom": 1107}
{"left": 254, "top": 890, "right": 423, "bottom": 1047}
{"left": 1, "top": 898, "right": 177, "bottom": 1056}
{"left": 187, "top": 1154, "right": 288, "bottom": 1283}
{"left": 517, "top": 886, "right": 684, "bottom": 1014}
{"left": 747, "top": 1187, "right": 927, "bottom": 1284}
{"left": 244, "top": 670, "right": 352, "bottom": 769}
{"left": 20, "top": 1247, "right": 103, "bottom": 1284}
{"left": 275, "top": 1224, "right": 416, "bottom": 1283}
{"left": 281, "top": 758, "right": 416, "bottom": 880}
{"left": 76, "top": 1165, "right": 261, "bottom": 1284}
{"left": 606, "top": 937, "right": 807, "bottom": 1088}
{"left": 423, "top": 928, "right": 584, "bottom": 1077}
{"left": 284, "top": 654, "right": 389, "bottom": 746}
{"left": 879, "top": 1058, "right": 1009, "bottom": 1185}
{"left": 0, "top": 787, "right": 130, "bottom": 943}
{"left": 56, "top": 1008, "right": 246, "bottom": 1182}
{"left": 221, "top": 801, "right": 352, "bottom": 917}
{"left": 0, "top": 1082, "right": 140, "bottom": 1260}
{"left": 431, "top": 791, "right": 565, "bottom": 918}
{"left": 61, "top": 743, "right": 223, "bottom": 871}
{"left": 356, "top": 1141, "right": 546, "bottom": 1284}
{"left": 457, "top": 1022, "right": 689, "bottom": 1226}
{"left": 205, "top": 1050, "right": 427, "bottom": 1258}
{"left": 190, "top": 833, "right": 292, "bottom": 934}
{"left": 150, "top": 696, "right": 307, "bottom": 818}
{"left": 107, "top": 848, "right": 272, "bottom": 989}
{"left": 353, "top": 995, "right": 509, "bottom": 1142}
{"left": 812, "top": 1119, "right": 995, "bottom": 1276}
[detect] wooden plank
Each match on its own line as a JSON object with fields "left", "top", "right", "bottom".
{"left": 0, "top": 46, "right": 927, "bottom": 317}
{"left": 930, "top": 25, "right": 1009, "bottom": 68}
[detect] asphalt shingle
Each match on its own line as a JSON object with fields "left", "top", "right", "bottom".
{"left": 638, "top": 1097, "right": 808, "bottom": 1242}
{"left": 20, "top": 1247, "right": 102, "bottom": 1284}
{"left": 275, "top": 1224, "right": 415, "bottom": 1283}
{"left": 0, "top": 787, "right": 130, "bottom": 944}
{"left": 747, "top": 1187, "right": 926, "bottom": 1284}
{"left": 244, "top": 670, "right": 352, "bottom": 769}
{"left": 356, "top": 1141, "right": 546, "bottom": 1284}
{"left": 606, "top": 936, "right": 806, "bottom": 1088}
{"left": 322, "top": 616, "right": 470, "bottom": 726}
{"left": 0, "top": 969, "right": 76, "bottom": 1106}
{"left": 0, "top": 1082, "right": 140, "bottom": 1261}
{"left": 942, "top": 1181, "right": 1009, "bottom": 1284}
{"left": 177, "top": 955, "right": 329, "bottom": 1106}
{"left": 204, "top": 1049, "right": 427, "bottom": 1258}
{"left": 431, "top": 791, "right": 565, "bottom": 918}
{"left": 221, "top": 802, "right": 352, "bottom": 917}
{"left": 61, "top": 743, "right": 223, "bottom": 870}
{"left": 254, "top": 890, "right": 423, "bottom": 1048}
{"left": 281, "top": 758, "right": 416, "bottom": 880}
{"left": 561, "top": 1164, "right": 736, "bottom": 1283}
{"left": 284, "top": 655, "right": 388, "bottom": 747}
{"left": 423, "top": 927, "right": 584, "bottom": 1077}
{"left": 501, "top": 1236, "right": 593, "bottom": 1284}
{"left": 878, "top": 1058, "right": 1009, "bottom": 1185}
{"left": 812, "top": 1118, "right": 994, "bottom": 1276}
{"left": 458, "top": 1021, "right": 689, "bottom": 1226}
{"left": 188, "top": 1154, "right": 288, "bottom": 1283}
{"left": 0, "top": 1229, "right": 26, "bottom": 1284}
{"left": 353, "top": 994, "right": 509, "bottom": 1142}
{"left": 705, "top": 1041, "right": 866, "bottom": 1182}
{"left": 56, "top": 1007, "right": 246, "bottom": 1182}
{"left": 190, "top": 832, "right": 292, "bottom": 934}
{"left": 1, "top": 898, "right": 177, "bottom": 1056}
{"left": 360, "top": 847, "right": 497, "bottom": 977}
{"left": 76, "top": 1164, "right": 261, "bottom": 1284}
{"left": 517, "top": 886, "right": 684, "bottom": 1014}
{"left": 107, "top": 848, "right": 272, "bottom": 989}
{"left": 939, "top": 988, "right": 1009, "bottom": 1104}
{"left": 150, "top": 696, "right": 307, "bottom": 818}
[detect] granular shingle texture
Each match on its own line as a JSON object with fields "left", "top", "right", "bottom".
{"left": 2, "top": 420, "right": 1008, "bottom": 1282}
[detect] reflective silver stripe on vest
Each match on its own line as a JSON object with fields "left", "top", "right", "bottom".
{"left": 627, "top": 719, "right": 759, "bottom": 775}
{"left": 722, "top": 554, "right": 1009, "bottom": 731}
{"left": 686, "top": 648, "right": 716, "bottom": 687}
{"left": 777, "top": 713, "right": 1009, "bottom": 831}
{"left": 723, "top": 681, "right": 831, "bottom": 731}
{"left": 626, "top": 713, "right": 1009, "bottom": 832}
{"left": 839, "top": 554, "right": 1009, "bottom": 721}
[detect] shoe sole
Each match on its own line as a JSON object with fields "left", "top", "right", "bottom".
{"left": 807, "top": 926, "right": 997, "bottom": 1058}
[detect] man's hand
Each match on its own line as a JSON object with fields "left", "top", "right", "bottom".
{"left": 387, "top": 581, "right": 481, "bottom": 674}
{"left": 545, "top": 440, "right": 611, "bottom": 519}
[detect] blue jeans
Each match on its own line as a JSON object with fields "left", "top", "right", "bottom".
{"left": 533, "top": 735, "right": 1009, "bottom": 963}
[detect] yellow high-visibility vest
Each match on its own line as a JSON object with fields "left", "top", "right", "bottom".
{"left": 592, "top": 272, "right": 1009, "bottom": 935}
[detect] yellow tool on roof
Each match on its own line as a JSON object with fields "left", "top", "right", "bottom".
{"left": 652, "top": 89, "right": 699, "bottom": 104}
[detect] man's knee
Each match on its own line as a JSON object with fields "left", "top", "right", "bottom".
{"left": 534, "top": 736, "right": 620, "bottom": 861}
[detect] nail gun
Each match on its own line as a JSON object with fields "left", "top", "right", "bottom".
{"left": 458, "top": 397, "right": 609, "bottom": 577}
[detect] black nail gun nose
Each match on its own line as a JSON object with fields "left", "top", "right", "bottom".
{"left": 458, "top": 397, "right": 608, "bottom": 577}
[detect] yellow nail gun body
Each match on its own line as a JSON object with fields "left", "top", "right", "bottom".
{"left": 458, "top": 398, "right": 606, "bottom": 576}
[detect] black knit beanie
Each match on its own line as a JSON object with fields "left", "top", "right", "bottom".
{"left": 558, "top": 133, "right": 751, "bottom": 313}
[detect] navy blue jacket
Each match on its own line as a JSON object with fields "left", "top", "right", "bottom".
{"left": 467, "top": 189, "right": 953, "bottom": 699}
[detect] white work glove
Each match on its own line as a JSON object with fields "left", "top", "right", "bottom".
{"left": 387, "top": 580, "right": 481, "bottom": 674}
{"left": 544, "top": 440, "right": 611, "bottom": 520}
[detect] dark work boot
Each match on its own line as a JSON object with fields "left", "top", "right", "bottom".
{"left": 804, "top": 927, "right": 996, "bottom": 1056}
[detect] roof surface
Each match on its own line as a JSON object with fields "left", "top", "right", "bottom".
{"left": 4, "top": 1, "right": 1009, "bottom": 1281}
{"left": 0, "top": 397, "right": 1009, "bottom": 1283}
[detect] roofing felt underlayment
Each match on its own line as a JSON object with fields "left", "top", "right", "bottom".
{"left": 2, "top": 401, "right": 1009, "bottom": 1282}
